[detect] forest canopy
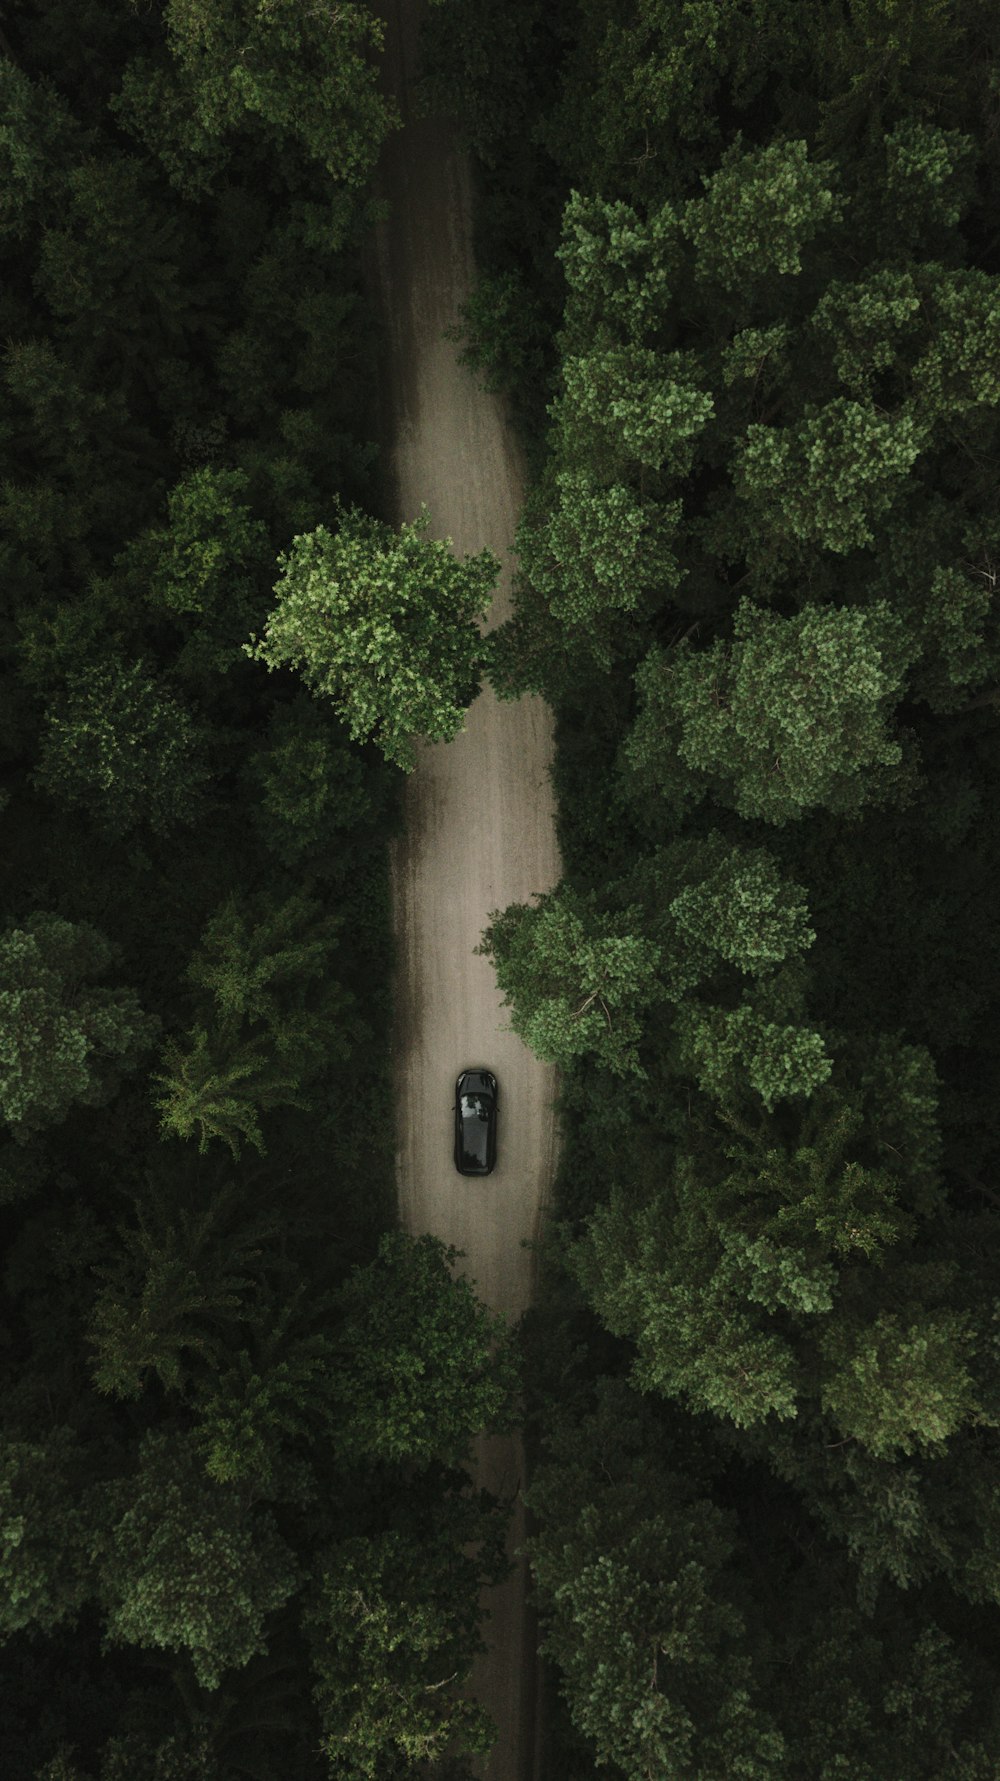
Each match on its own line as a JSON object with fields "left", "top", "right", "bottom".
{"left": 0, "top": 4, "right": 514, "bottom": 1777}
{"left": 424, "top": 0, "right": 1000, "bottom": 1775}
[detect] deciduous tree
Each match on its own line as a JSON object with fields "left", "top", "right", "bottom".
{"left": 246, "top": 508, "right": 498, "bottom": 770}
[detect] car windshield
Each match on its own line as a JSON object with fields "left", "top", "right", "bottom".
{"left": 461, "top": 1093, "right": 492, "bottom": 1118}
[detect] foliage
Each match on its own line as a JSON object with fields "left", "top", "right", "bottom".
{"left": 306, "top": 1490, "right": 506, "bottom": 1778}
{"left": 246, "top": 507, "right": 498, "bottom": 769}
{"left": 330, "top": 1233, "right": 518, "bottom": 1467}
{"left": 96, "top": 1429, "right": 301, "bottom": 1688}
{"left": 478, "top": 886, "right": 664, "bottom": 1076}
{"left": 0, "top": 915, "right": 158, "bottom": 1140}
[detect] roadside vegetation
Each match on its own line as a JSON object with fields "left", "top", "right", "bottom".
{"left": 425, "top": 0, "right": 1000, "bottom": 1774}
{"left": 0, "top": 4, "right": 514, "bottom": 1778}
{"left": 6, "top": 2, "right": 1000, "bottom": 1778}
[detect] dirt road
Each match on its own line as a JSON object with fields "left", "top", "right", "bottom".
{"left": 368, "top": 4, "right": 561, "bottom": 1776}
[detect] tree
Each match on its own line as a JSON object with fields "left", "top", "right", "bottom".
{"left": 330, "top": 1233, "right": 517, "bottom": 1467}
{"left": 515, "top": 472, "right": 682, "bottom": 642}
{"left": 241, "top": 693, "right": 375, "bottom": 870}
{"left": 245, "top": 508, "right": 498, "bottom": 770}
{"left": 553, "top": 343, "right": 714, "bottom": 482}
{"left": 526, "top": 1379, "right": 785, "bottom": 1780}
{"left": 185, "top": 886, "right": 348, "bottom": 1065}
{"left": 116, "top": 467, "right": 272, "bottom": 678}
{"left": 622, "top": 598, "right": 918, "bottom": 823}
{"left": 88, "top": 1178, "right": 279, "bottom": 1400}
{"left": 306, "top": 1489, "right": 506, "bottom": 1779}
{"left": 478, "top": 885, "right": 664, "bottom": 1076}
{"left": 152, "top": 1025, "right": 308, "bottom": 1159}
{"left": 0, "top": 1430, "right": 96, "bottom": 1638}
{"left": 34, "top": 656, "right": 209, "bottom": 835}
{"left": 0, "top": 914, "right": 158, "bottom": 1140}
{"left": 137, "top": 0, "right": 395, "bottom": 197}
{"left": 96, "top": 1429, "right": 300, "bottom": 1688}
{"left": 682, "top": 136, "right": 843, "bottom": 292}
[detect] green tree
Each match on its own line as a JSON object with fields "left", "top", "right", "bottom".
{"left": 96, "top": 1429, "right": 300, "bottom": 1688}
{"left": 88, "top": 1178, "right": 279, "bottom": 1400}
{"left": 152, "top": 1026, "right": 308, "bottom": 1159}
{"left": 306, "top": 1490, "right": 506, "bottom": 1780}
{"left": 526, "top": 1379, "right": 785, "bottom": 1780}
{"left": 330, "top": 1233, "right": 517, "bottom": 1467}
{"left": 623, "top": 598, "right": 918, "bottom": 823}
{"left": 478, "top": 885, "right": 664, "bottom": 1076}
{"left": 117, "top": 467, "right": 272, "bottom": 677}
{"left": 123, "top": 0, "right": 395, "bottom": 203}
{"left": 34, "top": 657, "right": 209, "bottom": 835}
{"left": 241, "top": 693, "right": 374, "bottom": 869}
{"left": 0, "top": 914, "right": 158, "bottom": 1140}
{"left": 246, "top": 508, "right": 498, "bottom": 770}
{"left": 683, "top": 136, "right": 843, "bottom": 291}
{"left": 185, "top": 886, "right": 348, "bottom": 1066}
{"left": 0, "top": 1430, "right": 96, "bottom": 1638}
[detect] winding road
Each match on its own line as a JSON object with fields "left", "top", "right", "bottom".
{"left": 368, "top": 4, "right": 561, "bottom": 1776}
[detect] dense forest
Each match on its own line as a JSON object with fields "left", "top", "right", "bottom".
{"left": 5, "top": 1, "right": 1000, "bottom": 1779}
{"left": 0, "top": 4, "right": 514, "bottom": 1777}
{"left": 422, "top": 0, "right": 1000, "bottom": 1776}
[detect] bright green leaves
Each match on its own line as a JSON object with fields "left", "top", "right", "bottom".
{"left": 247, "top": 508, "right": 498, "bottom": 771}
{"left": 625, "top": 599, "right": 916, "bottom": 823}
{"left": 482, "top": 841, "right": 825, "bottom": 1102}
{"left": 514, "top": 471, "right": 682, "bottom": 637}
{"left": 684, "top": 137, "right": 843, "bottom": 291}
{"left": 556, "top": 344, "right": 714, "bottom": 480}
{"left": 667, "top": 844, "right": 815, "bottom": 975}
{"left": 810, "top": 269, "right": 923, "bottom": 399}
{"left": 882, "top": 117, "right": 976, "bottom": 240}
{"left": 153, "top": 1026, "right": 307, "bottom": 1159}
{"left": 0, "top": 915, "right": 158, "bottom": 1140}
{"left": 676, "top": 996, "right": 832, "bottom": 1110}
{"left": 329, "top": 1233, "right": 517, "bottom": 1468}
{"left": 97, "top": 1430, "right": 300, "bottom": 1688}
{"left": 557, "top": 190, "right": 682, "bottom": 348}
{"left": 479, "top": 886, "right": 664, "bottom": 1077}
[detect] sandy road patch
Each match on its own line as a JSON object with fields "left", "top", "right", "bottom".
{"left": 367, "top": 3, "right": 561, "bottom": 1775}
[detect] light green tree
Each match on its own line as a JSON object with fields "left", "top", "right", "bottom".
{"left": 624, "top": 598, "right": 918, "bottom": 823}
{"left": 683, "top": 136, "right": 843, "bottom": 290}
{"left": 478, "top": 885, "right": 664, "bottom": 1076}
{"left": 246, "top": 508, "right": 498, "bottom": 770}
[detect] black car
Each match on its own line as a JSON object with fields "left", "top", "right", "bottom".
{"left": 454, "top": 1069, "right": 498, "bottom": 1175}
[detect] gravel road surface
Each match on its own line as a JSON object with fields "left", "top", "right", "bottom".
{"left": 368, "top": 4, "right": 562, "bottom": 1777}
